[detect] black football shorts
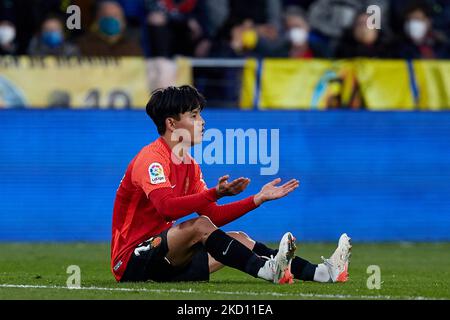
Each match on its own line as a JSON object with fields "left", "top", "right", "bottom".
{"left": 120, "top": 229, "right": 210, "bottom": 282}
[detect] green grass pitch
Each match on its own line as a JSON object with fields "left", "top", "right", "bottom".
{"left": 0, "top": 242, "right": 449, "bottom": 300}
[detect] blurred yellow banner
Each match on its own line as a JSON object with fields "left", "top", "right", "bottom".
{"left": 240, "top": 58, "right": 449, "bottom": 110}
{"left": 240, "top": 59, "right": 258, "bottom": 110}
{"left": 0, "top": 56, "right": 192, "bottom": 109}
{"left": 413, "top": 60, "right": 450, "bottom": 110}
{"left": 354, "top": 59, "right": 415, "bottom": 110}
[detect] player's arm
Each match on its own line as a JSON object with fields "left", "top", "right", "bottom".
{"left": 196, "top": 196, "right": 257, "bottom": 227}
{"left": 148, "top": 175, "right": 250, "bottom": 221}
{"left": 132, "top": 157, "right": 221, "bottom": 221}
{"left": 149, "top": 187, "right": 218, "bottom": 221}
{"left": 196, "top": 175, "right": 300, "bottom": 227}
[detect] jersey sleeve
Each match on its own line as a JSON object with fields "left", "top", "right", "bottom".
{"left": 131, "top": 152, "right": 172, "bottom": 197}
{"left": 191, "top": 161, "right": 209, "bottom": 194}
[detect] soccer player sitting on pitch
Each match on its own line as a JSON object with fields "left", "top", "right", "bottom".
{"left": 111, "top": 85, "right": 352, "bottom": 284}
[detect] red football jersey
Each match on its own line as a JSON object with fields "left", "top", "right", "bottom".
{"left": 111, "top": 137, "right": 207, "bottom": 281}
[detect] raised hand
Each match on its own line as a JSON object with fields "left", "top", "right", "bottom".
{"left": 215, "top": 175, "right": 251, "bottom": 198}
{"left": 253, "top": 178, "right": 300, "bottom": 206}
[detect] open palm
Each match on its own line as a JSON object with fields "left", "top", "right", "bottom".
{"left": 254, "top": 178, "right": 299, "bottom": 206}
{"left": 215, "top": 175, "right": 250, "bottom": 198}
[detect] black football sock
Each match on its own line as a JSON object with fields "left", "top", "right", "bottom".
{"left": 204, "top": 229, "right": 266, "bottom": 277}
{"left": 253, "top": 241, "right": 318, "bottom": 281}
{"left": 253, "top": 241, "right": 277, "bottom": 257}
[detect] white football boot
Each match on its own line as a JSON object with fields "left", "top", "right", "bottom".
{"left": 321, "top": 233, "right": 352, "bottom": 282}
{"left": 258, "top": 232, "right": 297, "bottom": 284}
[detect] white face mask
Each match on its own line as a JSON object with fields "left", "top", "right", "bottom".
{"left": 289, "top": 28, "right": 308, "bottom": 46}
{"left": 405, "top": 19, "right": 428, "bottom": 42}
{"left": 0, "top": 25, "right": 16, "bottom": 45}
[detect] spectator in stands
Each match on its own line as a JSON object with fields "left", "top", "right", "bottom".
{"left": 28, "top": 15, "right": 79, "bottom": 56}
{"left": 211, "top": 6, "right": 329, "bottom": 59}
{"left": 395, "top": 2, "right": 450, "bottom": 59}
{"left": 144, "top": 0, "right": 203, "bottom": 57}
{"left": 282, "top": 6, "right": 330, "bottom": 58}
{"left": 192, "top": 0, "right": 229, "bottom": 57}
{"left": 308, "top": 0, "right": 363, "bottom": 41}
{"left": 228, "top": 0, "right": 282, "bottom": 41}
{"left": 335, "top": 12, "right": 392, "bottom": 58}
{"left": 209, "top": 17, "right": 271, "bottom": 58}
{"left": 197, "top": 0, "right": 229, "bottom": 40}
{"left": 0, "top": 0, "right": 74, "bottom": 55}
{"left": 0, "top": 19, "right": 17, "bottom": 55}
{"left": 390, "top": 0, "right": 450, "bottom": 36}
{"left": 209, "top": 0, "right": 285, "bottom": 59}
{"left": 77, "top": 0, "right": 143, "bottom": 57}
{"left": 307, "top": 0, "right": 390, "bottom": 53}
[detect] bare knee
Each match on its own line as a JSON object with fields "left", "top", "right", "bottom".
{"left": 228, "top": 231, "right": 251, "bottom": 239}
{"left": 227, "top": 231, "right": 255, "bottom": 249}
{"left": 193, "top": 216, "right": 215, "bottom": 230}
{"left": 192, "top": 216, "right": 217, "bottom": 243}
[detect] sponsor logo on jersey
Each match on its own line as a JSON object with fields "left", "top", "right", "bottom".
{"left": 149, "top": 162, "right": 166, "bottom": 184}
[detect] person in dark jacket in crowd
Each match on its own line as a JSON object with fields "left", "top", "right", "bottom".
{"left": 0, "top": 19, "right": 17, "bottom": 55}
{"left": 28, "top": 15, "right": 79, "bottom": 56}
{"left": 395, "top": 2, "right": 449, "bottom": 59}
{"left": 335, "top": 12, "right": 393, "bottom": 58}
{"left": 144, "top": 0, "right": 203, "bottom": 57}
{"left": 77, "top": 0, "right": 143, "bottom": 57}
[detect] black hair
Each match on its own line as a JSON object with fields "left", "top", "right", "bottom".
{"left": 146, "top": 85, "right": 206, "bottom": 135}
{"left": 284, "top": 5, "right": 307, "bottom": 20}
{"left": 95, "top": 0, "right": 123, "bottom": 17}
{"left": 40, "top": 13, "right": 65, "bottom": 31}
{"left": 403, "top": 0, "right": 432, "bottom": 20}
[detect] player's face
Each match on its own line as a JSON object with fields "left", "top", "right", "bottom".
{"left": 175, "top": 108, "right": 205, "bottom": 146}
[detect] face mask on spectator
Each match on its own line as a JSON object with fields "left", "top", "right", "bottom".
{"left": 289, "top": 28, "right": 308, "bottom": 46}
{"left": 99, "top": 17, "right": 121, "bottom": 37}
{"left": 42, "top": 31, "right": 63, "bottom": 48}
{"left": 405, "top": 19, "right": 428, "bottom": 42}
{"left": 0, "top": 25, "right": 16, "bottom": 45}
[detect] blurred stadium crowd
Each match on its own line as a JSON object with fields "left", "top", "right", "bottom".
{"left": 0, "top": 0, "right": 449, "bottom": 60}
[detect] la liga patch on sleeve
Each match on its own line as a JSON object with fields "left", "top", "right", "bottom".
{"left": 148, "top": 162, "right": 166, "bottom": 184}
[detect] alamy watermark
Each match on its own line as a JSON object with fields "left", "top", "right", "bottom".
{"left": 170, "top": 128, "right": 279, "bottom": 176}
{"left": 66, "top": 5, "right": 81, "bottom": 30}
{"left": 367, "top": 5, "right": 381, "bottom": 30}
{"left": 366, "top": 265, "right": 382, "bottom": 290}
{"left": 66, "top": 265, "right": 81, "bottom": 289}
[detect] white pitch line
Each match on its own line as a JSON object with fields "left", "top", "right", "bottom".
{"left": 0, "top": 284, "right": 444, "bottom": 300}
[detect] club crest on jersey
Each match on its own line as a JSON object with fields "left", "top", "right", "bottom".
{"left": 151, "top": 236, "right": 162, "bottom": 248}
{"left": 149, "top": 162, "right": 166, "bottom": 184}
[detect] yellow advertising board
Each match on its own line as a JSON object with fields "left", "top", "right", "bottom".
{"left": 354, "top": 59, "right": 415, "bottom": 110}
{"left": 413, "top": 60, "right": 450, "bottom": 110}
{"left": 0, "top": 56, "right": 192, "bottom": 109}
{"left": 240, "top": 58, "right": 449, "bottom": 110}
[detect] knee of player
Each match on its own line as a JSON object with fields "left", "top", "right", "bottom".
{"left": 193, "top": 216, "right": 215, "bottom": 233}
{"left": 237, "top": 231, "right": 250, "bottom": 239}
{"left": 228, "top": 231, "right": 252, "bottom": 243}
